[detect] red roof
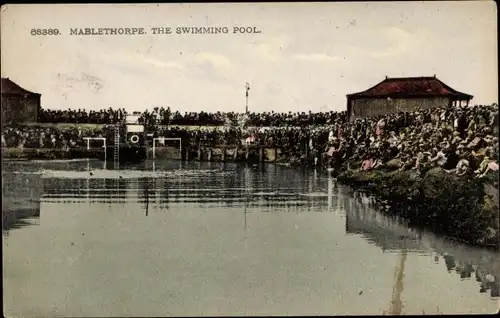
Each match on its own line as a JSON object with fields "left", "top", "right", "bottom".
{"left": 347, "top": 76, "right": 473, "bottom": 100}
{"left": 1, "top": 78, "right": 41, "bottom": 97}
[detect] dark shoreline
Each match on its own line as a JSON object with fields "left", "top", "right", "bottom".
{"left": 2, "top": 146, "right": 498, "bottom": 249}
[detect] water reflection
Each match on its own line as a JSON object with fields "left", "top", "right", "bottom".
{"left": 2, "top": 164, "right": 43, "bottom": 233}
{"left": 40, "top": 162, "right": 332, "bottom": 214}
{"left": 343, "top": 185, "right": 499, "bottom": 301}
{"left": 2, "top": 159, "right": 499, "bottom": 312}
{"left": 344, "top": 190, "right": 422, "bottom": 253}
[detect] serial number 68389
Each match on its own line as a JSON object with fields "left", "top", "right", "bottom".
{"left": 30, "top": 28, "right": 60, "bottom": 36}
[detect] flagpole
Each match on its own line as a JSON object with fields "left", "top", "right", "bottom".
{"left": 245, "top": 82, "right": 250, "bottom": 113}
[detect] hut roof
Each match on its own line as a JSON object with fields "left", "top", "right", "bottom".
{"left": 1, "top": 78, "right": 41, "bottom": 97}
{"left": 347, "top": 76, "right": 473, "bottom": 100}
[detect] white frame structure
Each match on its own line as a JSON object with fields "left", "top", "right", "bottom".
{"left": 83, "top": 137, "right": 107, "bottom": 161}
{"left": 152, "top": 137, "right": 182, "bottom": 159}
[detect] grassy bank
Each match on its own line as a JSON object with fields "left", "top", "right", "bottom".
{"left": 336, "top": 168, "right": 499, "bottom": 249}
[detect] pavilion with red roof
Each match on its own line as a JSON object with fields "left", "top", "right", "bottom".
{"left": 346, "top": 75, "right": 473, "bottom": 121}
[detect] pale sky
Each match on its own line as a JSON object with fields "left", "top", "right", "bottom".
{"left": 1, "top": 2, "right": 497, "bottom": 113}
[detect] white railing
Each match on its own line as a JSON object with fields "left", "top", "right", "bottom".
{"left": 83, "top": 137, "right": 107, "bottom": 161}
{"left": 152, "top": 137, "right": 182, "bottom": 159}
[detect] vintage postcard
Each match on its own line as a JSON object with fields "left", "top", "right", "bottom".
{"left": 1, "top": 2, "right": 498, "bottom": 316}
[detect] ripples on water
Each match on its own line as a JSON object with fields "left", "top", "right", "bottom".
{"left": 2, "top": 159, "right": 499, "bottom": 316}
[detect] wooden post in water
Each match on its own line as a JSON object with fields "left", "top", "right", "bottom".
{"left": 144, "top": 180, "right": 149, "bottom": 217}
{"left": 234, "top": 146, "right": 239, "bottom": 161}
{"left": 259, "top": 147, "right": 264, "bottom": 163}
{"left": 245, "top": 146, "right": 250, "bottom": 161}
{"left": 221, "top": 147, "right": 226, "bottom": 162}
{"left": 185, "top": 146, "right": 190, "bottom": 161}
{"left": 197, "top": 144, "right": 202, "bottom": 161}
{"left": 207, "top": 148, "right": 212, "bottom": 162}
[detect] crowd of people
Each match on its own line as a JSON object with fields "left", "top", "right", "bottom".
{"left": 38, "top": 108, "right": 127, "bottom": 124}
{"left": 308, "top": 103, "right": 499, "bottom": 179}
{"left": 37, "top": 106, "right": 347, "bottom": 127}
{"left": 3, "top": 104, "right": 499, "bottom": 179}
{"left": 37, "top": 107, "right": 230, "bottom": 126}
{"left": 1, "top": 125, "right": 115, "bottom": 151}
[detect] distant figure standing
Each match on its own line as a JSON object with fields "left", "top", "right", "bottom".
{"left": 457, "top": 111, "right": 468, "bottom": 139}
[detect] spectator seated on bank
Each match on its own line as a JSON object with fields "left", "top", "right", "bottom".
{"left": 411, "top": 149, "right": 431, "bottom": 172}
{"left": 475, "top": 150, "right": 499, "bottom": 178}
{"left": 429, "top": 147, "right": 448, "bottom": 168}
{"left": 361, "top": 156, "right": 375, "bottom": 172}
{"left": 445, "top": 156, "right": 471, "bottom": 176}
